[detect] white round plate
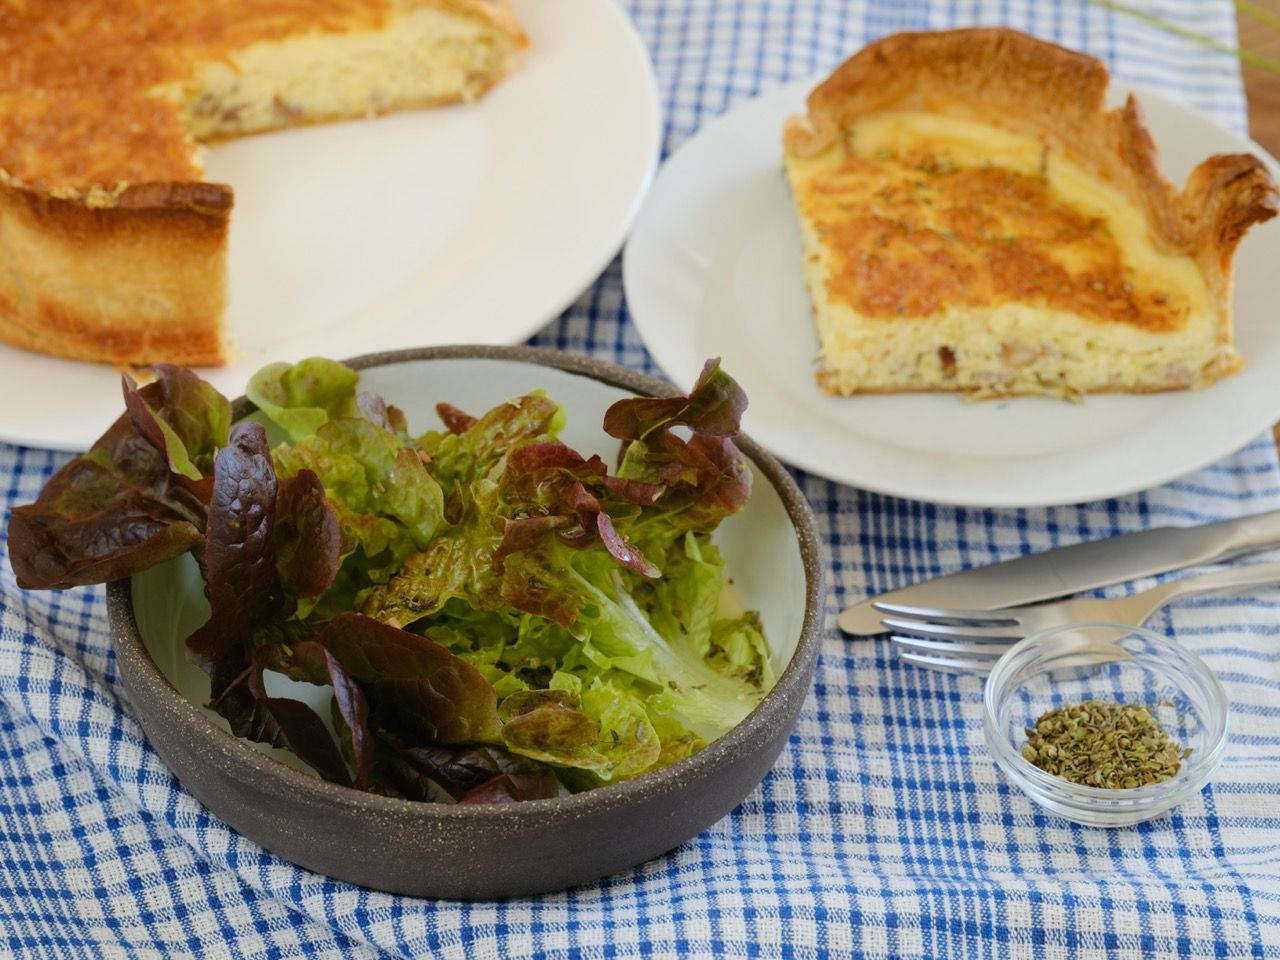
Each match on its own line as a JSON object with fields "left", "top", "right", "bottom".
{"left": 622, "top": 78, "right": 1280, "bottom": 508}
{"left": 0, "top": 0, "right": 660, "bottom": 452}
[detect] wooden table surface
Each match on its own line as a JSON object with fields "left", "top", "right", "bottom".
{"left": 1237, "top": 2, "right": 1280, "bottom": 446}
{"left": 1241, "top": 3, "right": 1280, "bottom": 156}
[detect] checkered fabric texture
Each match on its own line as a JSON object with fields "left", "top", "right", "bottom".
{"left": 3, "top": 1, "right": 1279, "bottom": 957}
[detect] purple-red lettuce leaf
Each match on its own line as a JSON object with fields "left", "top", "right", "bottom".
{"left": 8, "top": 381, "right": 212, "bottom": 590}
{"left": 257, "top": 639, "right": 373, "bottom": 786}
{"left": 630, "top": 431, "right": 753, "bottom": 537}
{"left": 273, "top": 469, "right": 341, "bottom": 600}
{"left": 458, "top": 773, "right": 554, "bottom": 804}
{"left": 204, "top": 619, "right": 311, "bottom": 727}
{"left": 602, "top": 358, "right": 746, "bottom": 443}
{"left": 602, "top": 360, "right": 753, "bottom": 554}
{"left": 495, "top": 442, "right": 657, "bottom": 577}
{"left": 600, "top": 474, "right": 665, "bottom": 505}
{"left": 189, "top": 442, "right": 345, "bottom": 755}
{"left": 243, "top": 646, "right": 353, "bottom": 786}
{"left": 494, "top": 515, "right": 574, "bottom": 558}
{"left": 500, "top": 442, "right": 607, "bottom": 500}
{"left": 434, "top": 402, "right": 476, "bottom": 436}
{"left": 311, "top": 613, "right": 503, "bottom": 746}
{"left": 355, "top": 390, "right": 409, "bottom": 440}
{"left": 186, "top": 422, "right": 281, "bottom": 671}
{"left": 122, "top": 365, "right": 231, "bottom": 486}
{"left": 594, "top": 511, "right": 657, "bottom": 577}
{"left": 378, "top": 732, "right": 559, "bottom": 803}
{"left": 377, "top": 753, "right": 458, "bottom": 803}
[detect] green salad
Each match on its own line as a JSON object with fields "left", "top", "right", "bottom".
{"left": 10, "top": 357, "right": 772, "bottom": 803}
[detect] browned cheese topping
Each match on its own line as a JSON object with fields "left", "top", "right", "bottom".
{"left": 0, "top": 0, "right": 392, "bottom": 189}
{"left": 793, "top": 147, "right": 1189, "bottom": 333}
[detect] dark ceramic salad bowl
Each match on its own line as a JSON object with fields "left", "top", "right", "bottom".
{"left": 104, "top": 345, "right": 824, "bottom": 899}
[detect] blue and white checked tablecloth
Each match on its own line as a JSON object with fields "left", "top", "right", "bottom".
{"left": 3, "top": 1, "right": 1280, "bottom": 957}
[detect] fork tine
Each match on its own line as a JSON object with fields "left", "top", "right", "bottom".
{"left": 895, "top": 649, "right": 994, "bottom": 675}
{"left": 878, "top": 616, "right": 1026, "bottom": 643}
{"left": 888, "top": 634, "right": 1012, "bottom": 657}
{"left": 871, "top": 600, "right": 1022, "bottom": 626}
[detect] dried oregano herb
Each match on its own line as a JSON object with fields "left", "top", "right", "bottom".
{"left": 1020, "top": 700, "right": 1192, "bottom": 789}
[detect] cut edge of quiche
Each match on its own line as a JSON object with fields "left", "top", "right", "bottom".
{"left": 0, "top": 0, "right": 527, "bottom": 368}
{"left": 782, "top": 27, "right": 1280, "bottom": 400}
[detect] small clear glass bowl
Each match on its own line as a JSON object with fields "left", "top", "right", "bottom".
{"left": 983, "top": 622, "right": 1228, "bottom": 827}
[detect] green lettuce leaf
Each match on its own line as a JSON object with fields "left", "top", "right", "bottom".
{"left": 360, "top": 538, "right": 503, "bottom": 628}
{"left": 246, "top": 357, "right": 360, "bottom": 442}
{"left": 636, "top": 532, "right": 724, "bottom": 654}
{"left": 497, "top": 678, "right": 663, "bottom": 782}
{"left": 706, "top": 610, "right": 775, "bottom": 689}
{"left": 272, "top": 415, "right": 446, "bottom": 618}
{"left": 417, "top": 392, "right": 564, "bottom": 500}
{"left": 275, "top": 419, "right": 444, "bottom": 548}
{"left": 496, "top": 532, "right": 761, "bottom": 745}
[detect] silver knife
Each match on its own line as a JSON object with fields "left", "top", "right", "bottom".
{"left": 838, "top": 508, "right": 1280, "bottom": 636}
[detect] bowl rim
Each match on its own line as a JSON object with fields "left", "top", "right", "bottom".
{"left": 982, "top": 620, "right": 1229, "bottom": 805}
{"left": 107, "top": 343, "right": 825, "bottom": 823}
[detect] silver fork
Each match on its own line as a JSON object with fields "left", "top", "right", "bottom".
{"left": 875, "top": 559, "right": 1280, "bottom": 674}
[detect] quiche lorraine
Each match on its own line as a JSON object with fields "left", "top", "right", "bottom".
{"left": 0, "top": 0, "right": 527, "bottom": 367}
{"left": 782, "top": 28, "right": 1279, "bottom": 399}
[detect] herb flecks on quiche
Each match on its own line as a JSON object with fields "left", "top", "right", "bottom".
{"left": 783, "top": 28, "right": 1279, "bottom": 400}
{"left": 0, "top": 0, "right": 527, "bottom": 367}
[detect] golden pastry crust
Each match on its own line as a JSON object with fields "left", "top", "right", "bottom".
{"left": 783, "top": 28, "right": 1279, "bottom": 398}
{"left": 0, "top": 0, "right": 527, "bottom": 368}
{"left": 0, "top": 179, "right": 232, "bottom": 366}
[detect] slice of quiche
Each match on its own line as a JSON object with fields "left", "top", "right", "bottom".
{"left": 782, "top": 28, "right": 1279, "bottom": 399}
{"left": 0, "top": 0, "right": 527, "bottom": 367}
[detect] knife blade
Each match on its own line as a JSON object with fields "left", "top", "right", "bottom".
{"left": 838, "top": 508, "right": 1280, "bottom": 636}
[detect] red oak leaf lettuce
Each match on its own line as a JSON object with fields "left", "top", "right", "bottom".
{"left": 8, "top": 367, "right": 227, "bottom": 589}
{"left": 603, "top": 357, "right": 752, "bottom": 554}
{"left": 312, "top": 613, "right": 504, "bottom": 746}
{"left": 186, "top": 422, "right": 282, "bottom": 671}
